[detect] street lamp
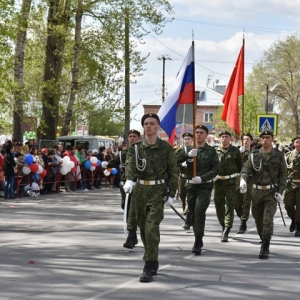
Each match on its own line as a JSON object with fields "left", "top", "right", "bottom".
{"left": 265, "top": 83, "right": 278, "bottom": 114}
{"left": 158, "top": 55, "right": 172, "bottom": 102}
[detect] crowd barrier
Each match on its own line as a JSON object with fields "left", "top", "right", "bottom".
{"left": 14, "top": 164, "right": 120, "bottom": 197}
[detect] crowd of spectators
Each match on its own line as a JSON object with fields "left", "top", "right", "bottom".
{"left": 0, "top": 138, "right": 121, "bottom": 199}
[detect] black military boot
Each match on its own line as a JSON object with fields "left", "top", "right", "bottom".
{"left": 134, "top": 231, "right": 138, "bottom": 246}
{"left": 192, "top": 236, "right": 203, "bottom": 255}
{"left": 182, "top": 212, "right": 191, "bottom": 230}
{"left": 221, "top": 227, "right": 231, "bottom": 242}
{"left": 139, "top": 261, "right": 153, "bottom": 283}
{"left": 123, "top": 231, "right": 136, "bottom": 249}
{"left": 259, "top": 239, "right": 270, "bottom": 259}
{"left": 151, "top": 261, "right": 159, "bottom": 275}
{"left": 237, "top": 220, "right": 247, "bottom": 234}
{"left": 290, "top": 219, "right": 296, "bottom": 232}
{"left": 295, "top": 224, "right": 300, "bottom": 237}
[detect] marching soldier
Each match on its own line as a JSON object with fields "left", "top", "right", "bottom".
{"left": 240, "top": 130, "right": 287, "bottom": 259}
{"left": 214, "top": 131, "right": 242, "bottom": 242}
{"left": 177, "top": 132, "right": 193, "bottom": 229}
{"left": 235, "top": 133, "right": 253, "bottom": 234}
{"left": 177, "top": 125, "right": 219, "bottom": 255}
{"left": 123, "top": 113, "right": 178, "bottom": 283}
{"left": 284, "top": 136, "right": 300, "bottom": 236}
{"left": 102, "top": 129, "right": 141, "bottom": 249}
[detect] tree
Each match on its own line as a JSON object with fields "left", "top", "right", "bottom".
{"left": 247, "top": 33, "right": 300, "bottom": 138}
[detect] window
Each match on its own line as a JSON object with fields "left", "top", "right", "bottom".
{"left": 204, "top": 112, "right": 214, "bottom": 123}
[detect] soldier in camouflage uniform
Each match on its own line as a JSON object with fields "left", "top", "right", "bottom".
{"left": 177, "top": 132, "right": 193, "bottom": 229}
{"left": 124, "top": 113, "right": 178, "bottom": 283}
{"left": 214, "top": 131, "right": 242, "bottom": 242}
{"left": 235, "top": 133, "right": 253, "bottom": 234}
{"left": 240, "top": 130, "right": 287, "bottom": 259}
{"left": 102, "top": 129, "right": 141, "bottom": 249}
{"left": 177, "top": 125, "right": 219, "bottom": 255}
{"left": 284, "top": 136, "right": 300, "bottom": 236}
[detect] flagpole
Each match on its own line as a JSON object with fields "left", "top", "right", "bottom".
{"left": 191, "top": 38, "right": 197, "bottom": 177}
{"left": 241, "top": 32, "right": 245, "bottom": 137}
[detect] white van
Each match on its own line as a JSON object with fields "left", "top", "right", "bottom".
{"left": 39, "top": 135, "right": 116, "bottom": 151}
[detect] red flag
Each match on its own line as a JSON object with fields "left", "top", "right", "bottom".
{"left": 221, "top": 43, "right": 244, "bottom": 135}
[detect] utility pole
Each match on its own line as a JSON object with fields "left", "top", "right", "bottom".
{"left": 158, "top": 55, "right": 171, "bottom": 102}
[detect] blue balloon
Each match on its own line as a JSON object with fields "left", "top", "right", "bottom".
{"left": 111, "top": 168, "right": 118, "bottom": 175}
{"left": 84, "top": 160, "right": 92, "bottom": 169}
{"left": 97, "top": 160, "right": 102, "bottom": 167}
{"left": 24, "top": 154, "right": 34, "bottom": 165}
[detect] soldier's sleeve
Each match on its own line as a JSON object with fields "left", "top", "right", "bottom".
{"left": 125, "top": 144, "right": 137, "bottom": 181}
{"left": 277, "top": 153, "right": 287, "bottom": 195}
{"left": 201, "top": 148, "right": 220, "bottom": 182}
{"left": 236, "top": 147, "right": 243, "bottom": 173}
{"left": 240, "top": 157, "right": 251, "bottom": 181}
{"left": 176, "top": 147, "right": 188, "bottom": 164}
{"left": 166, "top": 144, "right": 179, "bottom": 198}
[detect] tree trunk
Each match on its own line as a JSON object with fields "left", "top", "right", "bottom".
{"left": 61, "top": 0, "right": 83, "bottom": 136}
{"left": 38, "top": 0, "right": 71, "bottom": 140}
{"left": 13, "top": 0, "right": 32, "bottom": 143}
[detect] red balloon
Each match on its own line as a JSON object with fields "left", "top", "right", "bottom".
{"left": 29, "top": 164, "right": 39, "bottom": 173}
{"left": 92, "top": 162, "right": 97, "bottom": 167}
{"left": 40, "top": 169, "right": 47, "bottom": 178}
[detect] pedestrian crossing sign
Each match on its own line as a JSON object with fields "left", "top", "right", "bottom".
{"left": 256, "top": 114, "right": 278, "bottom": 135}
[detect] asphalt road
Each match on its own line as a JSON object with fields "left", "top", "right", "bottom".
{"left": 0, "top": 188, "right": 298, "bottom": 300}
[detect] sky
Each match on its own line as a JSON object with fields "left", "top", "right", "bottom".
{"left": 129, "top": 0, "right": 300, "bottom": 132}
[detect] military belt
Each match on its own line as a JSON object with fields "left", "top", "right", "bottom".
{"left": 137, "top": 179, "right": 165, "bottom": 186}
{"left": 253, "top": 184, "right": 275, "bottom": 190}
{"left": 218, "top": 173, "right": 239, "bottom": 180}
{"left": 187, "top": 179, "right": 212, "bottom": 184}
{"left": 288, "top": 179, "right": 300, "bottom": 183}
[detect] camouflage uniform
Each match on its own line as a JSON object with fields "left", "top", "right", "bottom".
{"left": 241, "top": 148, "right": 287, "bottom": 240}
{"left": 178, "top": 160, "right": 188, "bottom": 213}
{"left": 125, "top": 138, "right": 178, "bottom": 262}
{"left": 177, "top": 143, "right": 219, "bottom": 237}
{"left": 284, "top": 149, "right": 300, "bottom": 235}
{"left": 235, "top": 150, "right": 253, "bottom": 222}
{"left": 214, "top": 144, "right": 242, "bottom": 229}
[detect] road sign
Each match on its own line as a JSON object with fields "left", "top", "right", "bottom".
{"left": 256, "top": 114, "right": 278, "bottom": 135}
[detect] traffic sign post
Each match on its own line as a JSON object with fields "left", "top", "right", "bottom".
{"left": 256, "top": 114, "right": 278, "bottom": 135}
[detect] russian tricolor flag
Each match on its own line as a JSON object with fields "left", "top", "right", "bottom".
{"left": 158, "top": 44, "right": 195, "bottom": 145}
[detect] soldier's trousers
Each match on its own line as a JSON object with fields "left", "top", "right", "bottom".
{"left": 214, "top": 181, "right": 236, "bottom": 228}
{"left": 284, "top": 186, "right": 300, "bottom": 223}
{"left": 178, "top": 176, "right": 189, "bottom": 213}
{"left": 251, "top": 188, "right": 277, "bottom": 240}
{"left": 235, "top": 188, "right": 252, "bottom": 221}
{"left": 133, "top": 184, "right": 165, "bottom": 262}
{"left": 187, "top": 184, "right": 212, "bottom": 237}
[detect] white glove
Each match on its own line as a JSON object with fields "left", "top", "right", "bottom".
{"left": 101, "top": 161, "right": 108, "bottom": 169}
{"left": 240, "top": 179, "right": 247, "bottom": 194}
{"left": 181, "top": 161, "right": 187, "bottom": 167}
{"left": 275, "top": 192, "right": 283, "bottom": 203}
{"left": 240, "top": 146, "right": 245, "bottom": 153}
{"left": 165, "top": 197, "right": 173, "bottom": 206}
{"left": 123, "top": 180, "right": 135, "bottom": 193}
{"left": 188, "top": 149, "right": 197, "bottom": 157}
{"left": 191, "top": 176, "right": 202, "bottom": 184}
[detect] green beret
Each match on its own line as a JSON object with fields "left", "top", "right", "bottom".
{"left": 195, "top": 125, "right": 209, "bottom": 134}
{"left": 182, "top": 132, "right": 193, "bottom": 138}
{"left": 219, "top": 130, "right": 231, "bottom": 137}
{"left": 127, "top": 129, "right": 140, "bottom": 137}
{"left": 259, "top": 130, "right": 273, "bottom": 138}
{"left": 141, "top": 113, "right": 160, "bottom": 125}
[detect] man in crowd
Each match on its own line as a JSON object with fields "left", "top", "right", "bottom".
{"left": 235, "top": 133, "right": 253, "bottom": 234}
{"left": 123, "top": 113, "right": 178, "bottom": 283}
{"left": 283, "top": 136, "right": 300, "bottom": 236}
{"left": 214, "top": 131, "right": 242, "bottom": 242}
{"left": 177, "top": 125, "right": 219, "bottom": 255}
{"left": 240, "top": 130, "right": 287, "bottom": 259}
